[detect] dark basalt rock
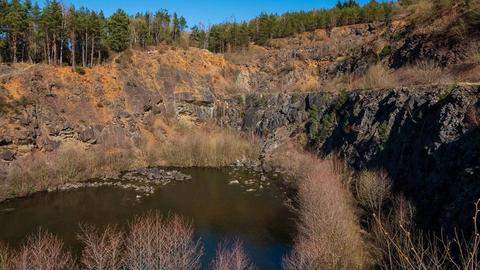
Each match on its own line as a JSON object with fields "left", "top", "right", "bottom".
{"left": 218, "top": 85, "right": 480, "bottom": 234}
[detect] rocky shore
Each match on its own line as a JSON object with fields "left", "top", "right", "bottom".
{"left": 53, "top": 168, "right": 192, "bottom": 197}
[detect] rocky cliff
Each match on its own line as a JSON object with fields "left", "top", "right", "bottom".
{"left": 218, "top": 84, "right": 480, "bottom": 232}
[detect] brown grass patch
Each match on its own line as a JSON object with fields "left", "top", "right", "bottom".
{"left": 396, "top": 60, "right": 452, "bottom": 86}
{"left": 157, "top": 126, "right": 259, "bottom": 167}
{"left": 1, "top": 141, "right": 136, "bottom": 201}
{"left": 358, "top": 64, "right": 398, "bottom": 90}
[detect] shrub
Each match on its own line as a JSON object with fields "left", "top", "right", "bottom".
{"left": 281, "top": 153, "right": 369, "bottom": 269}
{"left": 316, "top": 111, "right": 337, "bottom": 142}
{"left": 0, "top": 242, "right": 11, "bottom": 270}
{"left": 124, "top": 214, "right": 203, "bottom": 270}
{"left": 372, "top": 198, "right": 480, "bottom": 270}
{"left": 0, "top": 97, "right": 13, "bottom": 116}
{"left": 12, "top": 231, "right": 74, "bottom": 270}
{"left": 406, "top": 0, "right": 435, "bottom": 24}
{"left": 78, "top": 225, "right": 124, "bottom": 270}
{"left": 379, "top": 45, "right": 392, "bottom": 59}
{"left": 211, "top": 240, "right": 255, "bottom": 270}
{"left": 13, "top": 96, "right": 34, "bottom": 108}
{"left": 74, "top": 67, "right": 86, "bottom": 75}
{"left": 355, "top": 171, "right": 391, "bottom": 214}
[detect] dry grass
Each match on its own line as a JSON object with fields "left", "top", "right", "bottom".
{"left": 211, "top": 240, "right": 255, "bottom": 270}
{"left": 396, "top": 60, "right": 451, "bottom": 86}
{"left": 0, "top": 141, "right": 137, "bottom": 201}
{"left": 158, "top": 127, "right": 259, "bottom": 167}
{"left": 11, "top": 231, "right": 75, "bottom": 270}
{"left": 358, "top": 64, "right": 398, "bottom": 90}
{"left": 406, "top": 0, "right": 435, "bottom": 25}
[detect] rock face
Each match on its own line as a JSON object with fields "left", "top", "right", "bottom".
{"left": 0, "top": 60, "right": 478, "bottom": 233}
{"left": 218, "top": 85, "right": 480, "bottom": 232}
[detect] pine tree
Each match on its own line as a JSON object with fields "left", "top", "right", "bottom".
{"left": 41, "top": 0, "right": 63, "bottom": 64}
{"left": 189, "top": 25, "right": 207, "bottom": 48}
{"left": 5, "top": 0, "right": 28, "bottom": 62}
{"left": 0, "top": 0, "right": 9, "bottom": 62}
{"left": 108, "top": 9, "right": 130, "bottom": 52}
{"left": 66, "top": 6, "right": 76, "bottom": 67}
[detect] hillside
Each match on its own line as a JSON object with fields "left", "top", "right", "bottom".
{"left": 1, "top": 9, "right": 480, "bottom": 160}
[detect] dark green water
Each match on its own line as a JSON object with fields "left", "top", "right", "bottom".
{"left": 0, "top": 167, "right": 297, "bottom": 269}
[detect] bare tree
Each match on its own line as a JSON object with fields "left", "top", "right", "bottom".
{"left": 124, "top": 213, "right": 203, "bottom": 270}
{"left": 211, "top": 240, "right": 255, "bottom": 270}
{"left": 12, "top": 231, "right": 75, "bottom": 270}
{"left": 78, "top": 224, "right": 124, "bottom": 270}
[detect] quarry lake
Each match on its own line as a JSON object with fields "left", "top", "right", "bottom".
{"left": 0, "top": 167, "right": 297, "bottom": 269}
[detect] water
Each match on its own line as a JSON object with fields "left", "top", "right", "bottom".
{"left": 0, "top": 167, "right": 297, "bottom": 269}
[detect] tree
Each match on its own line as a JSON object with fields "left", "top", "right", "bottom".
{"left": 0, "top": 0, "right": 8, "bottom": 62}
{"left": 153, "top": 9, "right": 170, "bottom": 44}
{"left": 66, "top": 6, "right": 76, "bottom": 67}
{"left": 189, "top": 24, "right": 207, "bottom": 49}
{"left": 4, "top": 0, "right": 28, "bottom": 62}
{"left": 41, "top": 0, "right": 63, "bottom": 64}
{"left": 108, "top": 9, "right": 129, "bottom": 52}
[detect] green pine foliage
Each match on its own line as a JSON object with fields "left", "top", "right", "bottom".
{"left": 195, "top": 0, "right": 395, "bottom": 53}
{"left": 108, "top": 9, "right": 129, "bottom": 52}
{"left": 0, "top": 0, "right": 190, "bottom": 65}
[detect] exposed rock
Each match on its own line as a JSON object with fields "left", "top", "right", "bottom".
{"left": 0, "top": 150, "right": 16, "bottom": 161}
{"left": 78, "top": 127, "right": 97, "bottom": 144}
{"left": 218, "top": 84, "right": 480, "bottom": 233}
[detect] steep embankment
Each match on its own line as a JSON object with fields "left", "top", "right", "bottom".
{"left": 218, "top": 85, "right": 480, "bottom": 232}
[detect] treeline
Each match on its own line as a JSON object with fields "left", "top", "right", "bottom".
{"left": 0, "top": 0, "right": 188, "bottom": 66}
{"left": 191, "top": 0, "right": 395, "bottom": 53}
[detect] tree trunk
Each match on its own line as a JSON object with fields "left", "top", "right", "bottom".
{"left": 12, "top": 34, "right": 17, "bottom": 63}
{"left": 46, "top": 34, "right": 51, "bottom": 64}
{"left": 97, "top": 50, "right": 101, "bottom": 65}
{"left": 90, "top": 34, "right": 95, "bottom": 66}
{"left": 53, "top": 33, "right": 57, "bottom": 65}
{"left": 71, "top": 32, "right": 76, "bottom": 69}
{"left": 83, "top": 32, "right": 88, "bottom": 67}
{"left": 60, "top": 39, "right": 63, "bottom": 65}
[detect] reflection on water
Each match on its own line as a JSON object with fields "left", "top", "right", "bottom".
{"left": 0, "top": 167, "right": 297, "bottom": 269}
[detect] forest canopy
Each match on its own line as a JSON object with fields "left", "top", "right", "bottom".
{"left": 0, "top": 0, "right": 397, "bottom": 66}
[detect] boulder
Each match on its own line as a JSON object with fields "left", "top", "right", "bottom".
{"left": 0, "top": 150, "right": 16, "bottom": 161}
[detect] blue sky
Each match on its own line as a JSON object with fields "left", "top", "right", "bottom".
{"left": 65, "top": 0, "right": 388, "bottom": 27}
